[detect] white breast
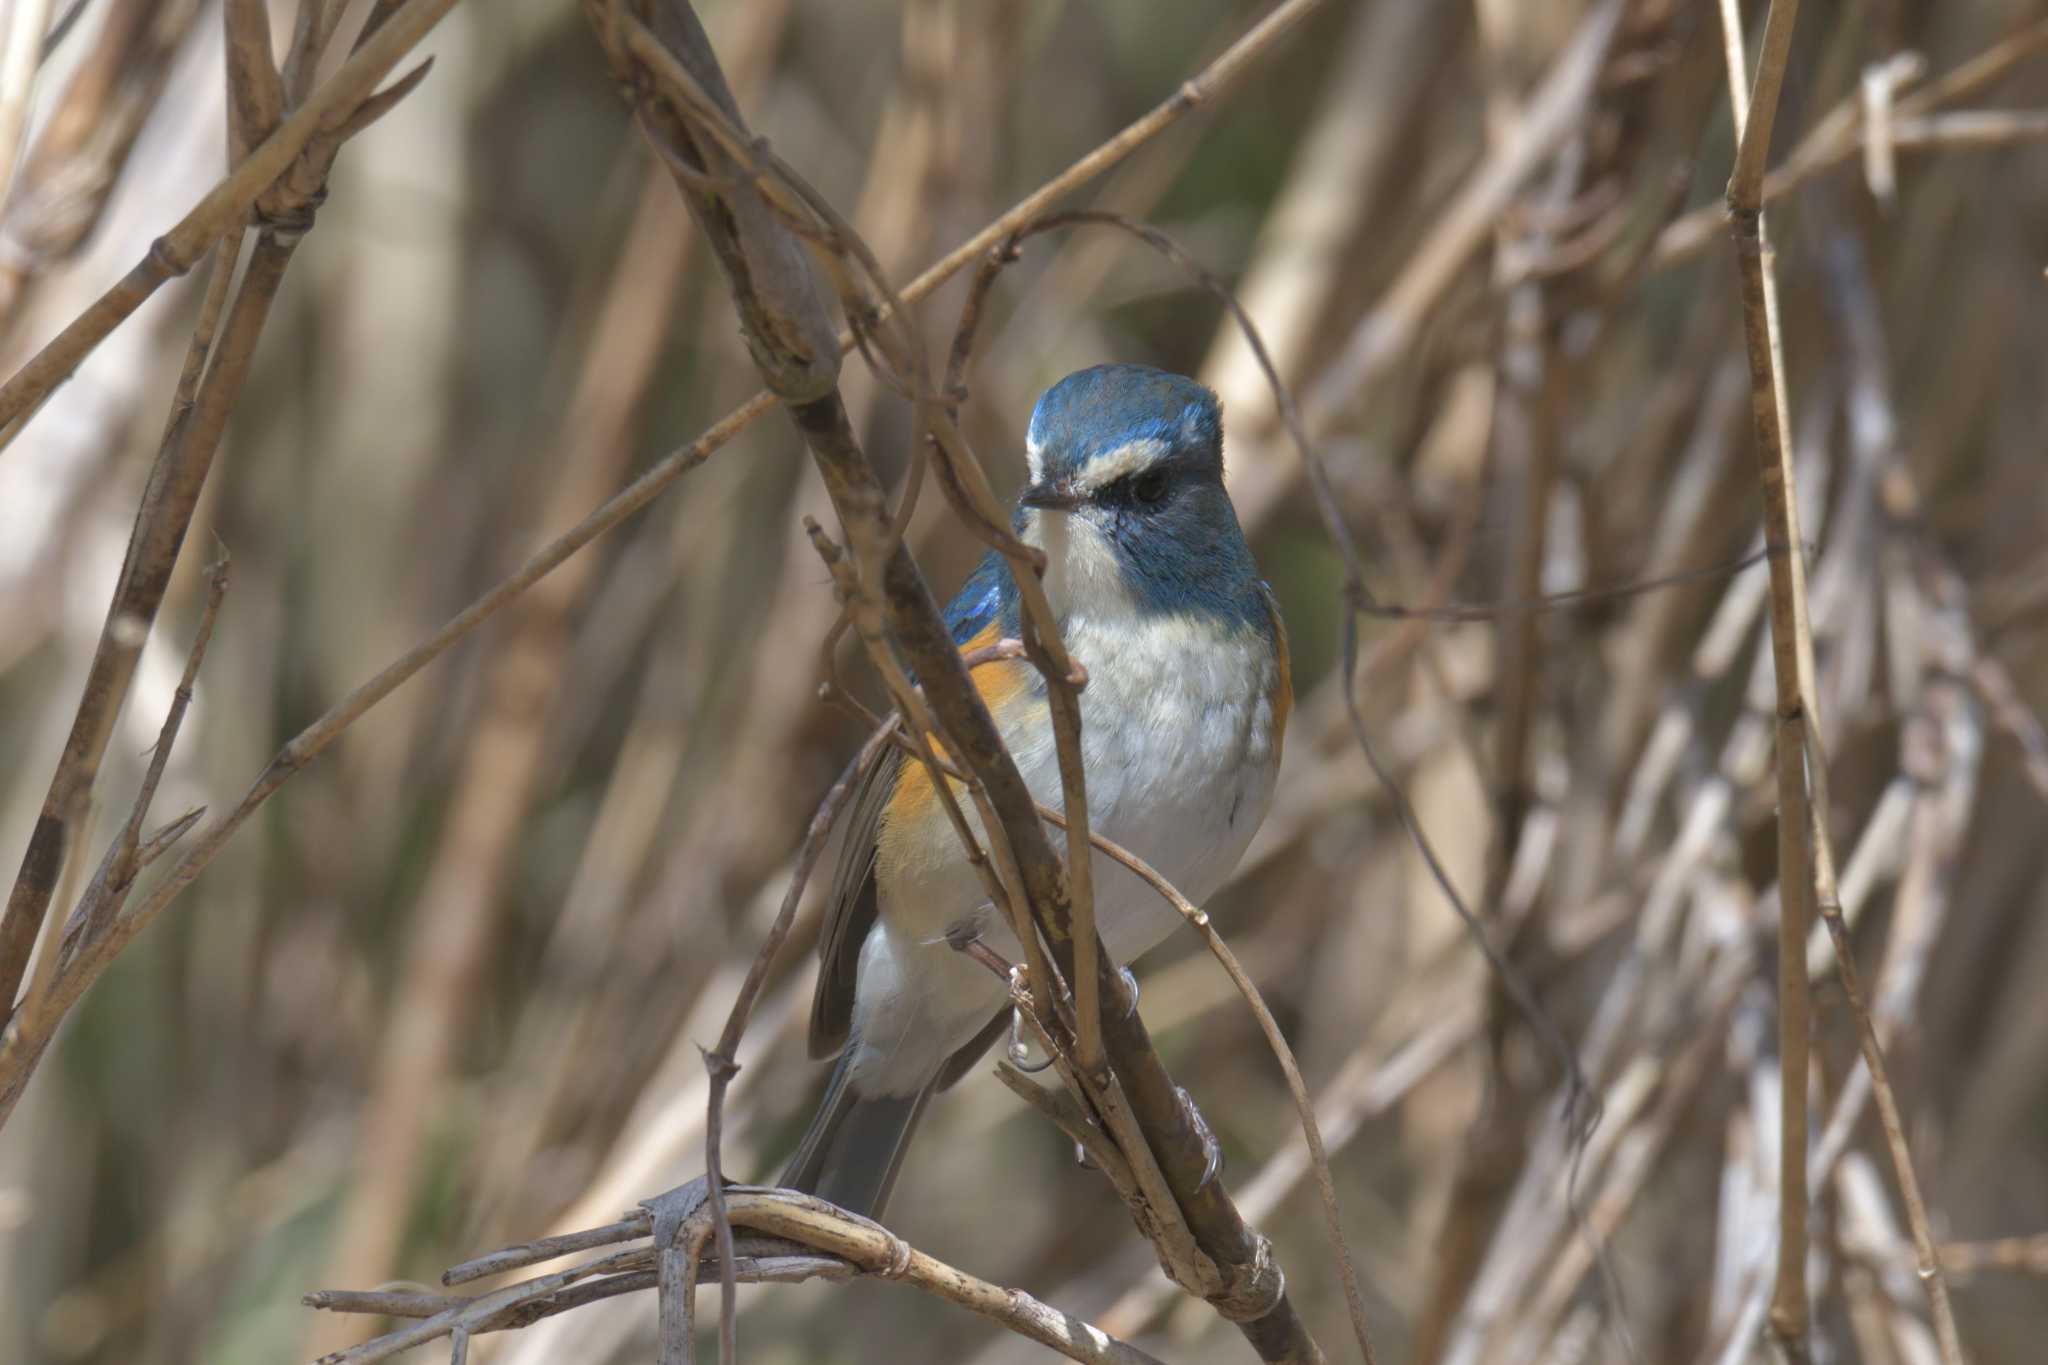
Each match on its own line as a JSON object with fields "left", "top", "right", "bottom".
{"left": 847, "top": 508, "right": 1282, "bottom": 1096}
{"left": 1010, "top": 609, "right": 1281, "bottom": 961}
{"left": 850, "top": 605, "right": 1281, "bottom": 1095}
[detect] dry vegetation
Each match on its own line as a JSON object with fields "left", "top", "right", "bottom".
{"left": 2, "top": 1, "right": 2047, "bottom": 1363}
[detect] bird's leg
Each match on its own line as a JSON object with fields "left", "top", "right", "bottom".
{"left": 944, "top": 918, "right": 1056, "bottom": 1074}
{"left": 946, "top": 915, "right": 1014, "bottom": 982}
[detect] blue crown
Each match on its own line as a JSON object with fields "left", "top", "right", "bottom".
{"left": 1026, "top": 364, "right": 1223, "bottom": 483}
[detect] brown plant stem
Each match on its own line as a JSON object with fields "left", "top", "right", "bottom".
{"left": 0, "top": 0, "right": 206, "bottom": 319}
{"left": 590, "top": 4, "right": 1332, "bottom": 1359}
{"left": 310, "top": 1194, "right": 1168, "bottom": 1365}
{"left": 302, "top": 165, "right": 692, "bottom": 1362}
{"left": 0, "top": 228, "right": 288, "bottom": 1071}
{"left": 1717, "top": 0, "right": 1819, "bottom": 1357}
{"left": 0, "top": 0, "right": 461, "bottom": 437}
{"left": 5, "top": 0, "right": 1327, "bottom": 1101}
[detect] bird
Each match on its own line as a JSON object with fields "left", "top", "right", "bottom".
{"left": 782, "top": 363, "right": 1291, "bottom": 1219}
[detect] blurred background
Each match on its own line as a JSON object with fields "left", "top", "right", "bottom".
{"left": 2, "top": 0, "right": 2047, "bottom": 1361}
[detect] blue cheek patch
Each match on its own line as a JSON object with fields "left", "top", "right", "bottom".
{"left": 1011, "top": 363, "right": 1263, "bottom": 630}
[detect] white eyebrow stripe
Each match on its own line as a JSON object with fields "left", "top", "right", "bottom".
{"left": 1072, "top": 438, "right": 1170, "bottom": 494}
{"left": 1025, "top": 405, "right": 1049, "bottom": 484}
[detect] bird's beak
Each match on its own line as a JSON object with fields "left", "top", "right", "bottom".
{"left": 1020, "top": 480, "right": 1081, "bottom": 512}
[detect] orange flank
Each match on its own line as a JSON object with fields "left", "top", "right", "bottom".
{"left": 881, "top": 618, "right": 1031, "bottom": 844}
{"left": 957, "top": 617, "right": 1033, "bottom": 715}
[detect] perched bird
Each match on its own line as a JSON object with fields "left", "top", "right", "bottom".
{"left": 783, "top": 363, "right": 1291, "bottom": 1218}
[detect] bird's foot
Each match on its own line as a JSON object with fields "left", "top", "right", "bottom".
{"left": 1177, "top": 1086, "right": 1225, "bottom": 1189}
{"left": 1007, "top": 977, "right": 1056, "bottom": 1073}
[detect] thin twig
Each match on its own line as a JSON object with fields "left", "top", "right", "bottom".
{"left": 1811, "top": 201, "right": 1973, "bottom": 1365}
{"left": 0, "top": 0, "right": 462, "bottom": 436}
{"left": 1040, "top": 803, "right": 1372, "bottom": 1364}
{"left": 310, "top": 1195, "right": 1168, "bottom": 1365}
{"left": 1654, "top": 18, "right": 2048, "bottom": 269}
{"left": 1, "top": 226, "right": 301, "bottom": 1125}
{"left": 2, "top": 0, "right": 447, "bottom": 1123}
{"left": 598, "top": 5, "right": 1333, "bottom": 1357}
{"left": 1718, "top": 1, "right": 1831, "bottom": 1359}
{"left": 13, "top": 0, "right": 1331, "bottom": 1109}
{"left": 699, "top": 714, "right": 898, "bottom": 1364}
{"left": 0, "top": 0, "right": 205, "bottom": 318}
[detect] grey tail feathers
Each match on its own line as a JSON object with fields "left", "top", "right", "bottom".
{"left": 781, "top": 1050, "right": 933, "bottom": 1220}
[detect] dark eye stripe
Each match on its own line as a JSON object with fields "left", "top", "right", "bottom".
{"left": 1094, "top": 468, "right": 1172, "bottom": 511}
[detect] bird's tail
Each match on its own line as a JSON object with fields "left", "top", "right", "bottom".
{"left": 780, "top": 1050, "right": 933, "bottom": 1220}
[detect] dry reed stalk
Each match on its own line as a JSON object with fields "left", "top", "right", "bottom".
{"left": 580, "top": 5, "right": 1339, "bottom": 1361}
{"left": 1714, "top": 0, "right": 1821, "bottom": 1353}
{"left": 0, "top": 0, "right": 458, "bottom": 436}
{"left": 302, "top": 166, "right": 693, "bottom": 1360}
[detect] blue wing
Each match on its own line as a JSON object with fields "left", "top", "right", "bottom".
{"left": 942, "top": 547, "right": 1021, "bottom": 645}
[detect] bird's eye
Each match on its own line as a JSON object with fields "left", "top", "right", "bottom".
{"left": 1132, "top": 468, "right": 1171, "bottom": 507}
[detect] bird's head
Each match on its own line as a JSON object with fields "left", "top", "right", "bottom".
{"left": 1018, "top": 364, "right": 1256, "bottom": 621}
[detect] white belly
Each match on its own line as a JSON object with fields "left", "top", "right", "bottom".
{"left": 847, "top": 610, "right": 1282, "bottom": 1095}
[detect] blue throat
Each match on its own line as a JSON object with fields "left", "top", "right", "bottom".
{"left": 1098, "top": 484, "right": 1265, "bottom": 627}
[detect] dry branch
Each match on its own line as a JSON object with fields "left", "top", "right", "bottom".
{"left": 580, "top": 3, "right": 1334, "bottom": 1362}
{"left": 1655, "top": 19, "right": 2048, "bottom": 268}
{"left": 303, "top": 161, "right": 696, "bottom": 1361}
{"left": 306, "top": 1193, "right": 1164, "bottom": 1365}
{"left": 1717, "top": 4, "right": 1967, "bottom": 1362}
{"left": 2, "top": 0, "right": 1331, "bottom": 1101}
{"left": 0, "top": 0, "right": 458, "bottom": 437}
{"left": 1715, "top": 1, "right": 1821, "bottom": 1354}
{"left": 8, "top": 1, "right": 2035, "bottom": 1359}
{"left": 0, "top": 0, "right": 442, "bottom": 1130}
{"left": 0, "top": 0, "right": 206, "bottom": 318}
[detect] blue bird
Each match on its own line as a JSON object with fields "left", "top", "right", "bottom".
{"left": 783, "top": 364, "right": 1291, "bottom": 1218}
